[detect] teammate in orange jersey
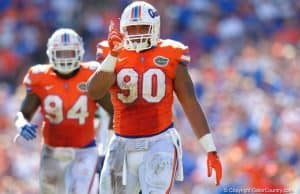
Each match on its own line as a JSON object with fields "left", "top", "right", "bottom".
{"left": 14, "top": 28, "right": 113, "bottom": 194}
{"left": 88, "top": 1, "right": 222, "bottom": 193}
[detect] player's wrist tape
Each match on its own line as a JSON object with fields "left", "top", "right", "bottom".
{"left": 15, "top": 112, "right": 29, "bottom": 132}
{"left": 199, "top": 133, "right": 217, "bottom": 152}
{"left": 99, "top": 54, "right": 117, "bottom": 72}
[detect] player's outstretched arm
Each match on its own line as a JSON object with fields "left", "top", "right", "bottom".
{"left": 15, "top": 93, "right": 41, "bottom": 141}
{"left": 87, "top": 21, "right": 123, "bottom": 100}
{"left": 174, "top": 64, "right": 222, "bottom": 185}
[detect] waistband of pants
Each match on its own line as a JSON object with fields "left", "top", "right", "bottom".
{"left": 82, "top": 139, "right": 97, "bottom": 148}
{"left": 115, "top": 123, "right": 174, "bottom": 141}
{"left": 44, "top": 139, "right": 96, "bottom": 150}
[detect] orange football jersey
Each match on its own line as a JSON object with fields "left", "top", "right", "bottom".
{"left": 97, "top": 39, "right": 190, "bottom": 136}
{"left": 23, "top": 62, "right": 99, "bottom": 147}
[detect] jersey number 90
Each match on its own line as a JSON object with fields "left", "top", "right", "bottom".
{"left": 117, "top": 68, "right": 166, "bottom": 103}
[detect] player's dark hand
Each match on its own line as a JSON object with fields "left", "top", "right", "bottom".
{"left": 108, "top": 21, "right": 123, "bottom": 57}
{"left": 207, "top": 151, "right": 222, "bottom": 185}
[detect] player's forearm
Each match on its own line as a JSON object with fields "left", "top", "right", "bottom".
{"left": 16, "top": 106, "right": 37, "bottom": 129}
{"left": 19, "top": 93, "right": 41, "bottom": 121}
{"left": 87, "top": 54, "right": 117, "bottom": 100}
{"left": 181, "top": 100, "right": 217, "bottom": 152}
{"left": 19, "top": 110, "right": 33, "bottom": 122}
{"left": 87, "top": 71, "right": 115, "bottom": 100}
{"left": 182, "top": 101, "right": 210, "bottom": 138}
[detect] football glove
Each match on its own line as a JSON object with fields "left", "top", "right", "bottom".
{"left": 207, "top": 151, "right": 222, "bottom": 185}
{"left": 108, "top": 21, "right": 123, "bottom": 57}
{"left": 19, "top": 123, "right": 38, "bottom": 141}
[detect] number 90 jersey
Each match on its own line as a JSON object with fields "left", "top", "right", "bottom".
{"left": 23, "top": 62, "right": 99, "bottom": 147}
{"left": 97, "top": 39, "right": 190, "bottom": 137}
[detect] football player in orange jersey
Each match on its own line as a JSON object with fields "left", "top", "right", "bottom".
{"left": 14, "top": 28, "right": 113, "bottom": 194}
{"left": 88, "top": 1, "right": 222, "bottom": 193}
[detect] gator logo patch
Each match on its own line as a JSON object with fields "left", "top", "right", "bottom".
{"left": 153, "top": 56, "right": 169, "bottom": 67}
{"left": 77, "top": 82, "right": 88, "bottom": 92}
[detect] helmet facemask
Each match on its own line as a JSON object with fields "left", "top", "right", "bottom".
{"left": 50, "top": 47, "right": 81, "bottom": 74}
{"left": 122, "top": 24, "right": 156, "bottom": 52}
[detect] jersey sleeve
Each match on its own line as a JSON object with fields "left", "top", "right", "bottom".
{"left": 170, "top": 40, "right": 190, "bottom": 66}
{"left": 178, "top": 45, "right": 190, "bottom": 66}
{"left": 161, "top": 39, "right": 191, "bottom": 66}
{"left": 23, "top": 65, "right": 44, "bottom": 96}
{"left": 96, "top": 41, "right": 110, "bottom": 62}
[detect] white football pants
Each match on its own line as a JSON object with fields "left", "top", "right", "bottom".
{"left": 39, "top": 144, "right": 98, "bottom": 194}
{"left": 99, "top": 128, "right": 183, "bottom": 194}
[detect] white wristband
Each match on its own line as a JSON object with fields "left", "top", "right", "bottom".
{"left": 15, "top": 112, "right": 29, "bottom": 132}
{"left": 199, "top": 133, "right": 217, "bottom": 152}
{"left": 99, "top": 54, "right": 117, "bottom": 72}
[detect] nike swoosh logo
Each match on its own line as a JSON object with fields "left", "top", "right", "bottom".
{"left": 45, "top": 85, "right": 54, "bottom": 90}
{"left": 117, "top": 57, "right": 127, "bottom": 62}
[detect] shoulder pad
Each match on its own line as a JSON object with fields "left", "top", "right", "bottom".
{"left": 23, "top": 64, "right": 51, "bottom": 88}
{"left": 30, "top": 64, "right": 51, "bottom": 74}
{"left": 159, "top": 39, "right": 189, "bottom": 50}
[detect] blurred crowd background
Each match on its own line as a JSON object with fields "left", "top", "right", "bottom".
{"left": 0, "top": 0, "right": 299, "bottom": 193}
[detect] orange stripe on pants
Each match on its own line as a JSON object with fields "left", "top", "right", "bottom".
{"left": 165, "top": 148, "right": 177, "bottom": 194}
